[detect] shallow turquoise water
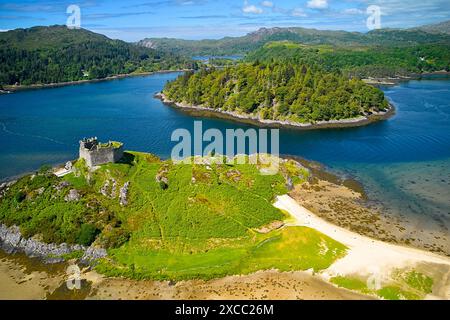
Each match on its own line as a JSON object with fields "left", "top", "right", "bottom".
{"left": 0, "top": 73, "right": 449, "bottom": 230}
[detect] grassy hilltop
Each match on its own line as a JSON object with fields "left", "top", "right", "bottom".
{"left": 0, "top": 152, "right": 346, "bottom": 280}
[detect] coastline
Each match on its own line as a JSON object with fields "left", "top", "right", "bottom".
{"left": 156, "top": 93, "right": 395, "bottom": 131}
{"left": 0, "top": 250, "right": 370, "bottom": 300}
{"left": 1, "top": 155, "right": 449, "bottom": 299}
{"left": 362, "top": 70, "right": 450, "bottom": 86}
{"left": 1, "top": 69, "right": 190, "bottom": 93}
{"left": 275, "top": 195, "right": 450, "bottom": 299}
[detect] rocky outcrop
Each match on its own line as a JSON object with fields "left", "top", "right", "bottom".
{"left": 119, "top": 182, "right": 130, "bottom": 206}
{"left": 65, "top": 189, "right": 81, "bottom": 202}
{"left": 0, "top": 224, "right": 107, "bottom": 264}
{"left": 0, "top": 180, "right": 15, "bottom": 198}
{"left": 55, "top": 180, "right": 71, "bottom": 192}
{"left": 100, "top": 178, "right": 117, "bottom": 198}
{"left": 156, "top": 165, "right": 169, "bottom": 187}
{"left": 100, "top": 179, "right": 111, "bottom": 197}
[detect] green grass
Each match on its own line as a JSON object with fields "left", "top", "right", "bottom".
{"left": 330, "top": 276, "right": 371, "bottom": 294}
{"left": 397, "top": 270, "right": 434, "bottom": 294}
{"left": 97, "top": 226, "right": 347, "bottom": 280}
{"left": 0, "top": 151, "right": 347, "bottom": 280}
{"left": 330, "top": 269, "right": 434, "bottom": 300}
{"left": 377, "top": 286, "right": 420, "bottom": 300}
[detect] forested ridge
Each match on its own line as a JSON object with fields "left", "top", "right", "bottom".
{"left": 246, "top": 41, "right": 450, "bottom": 78}
{"left": 140, "top": 23, "right": 450, "bottom": 56}
{"left": 163, "top": 62, "right": 389, "bottom": 123}
{"left": 0, "top": 25, "right": 196, "bottom": 86}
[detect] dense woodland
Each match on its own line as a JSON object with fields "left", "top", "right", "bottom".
{"left": 246, "top": 42, "right": 450, "bottom": 78}
{"left": 163, "top": 62, "right": 389, "bottom": 123}
{"left": 0, "top": 26, "right": 196, "bottom": 86}
{"left": 2, "top": 24, "right": 449, "bottom": 86}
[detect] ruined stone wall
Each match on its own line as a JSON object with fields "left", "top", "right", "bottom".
{"left": 79, "top": 144, "right": 124, "bottom": 167}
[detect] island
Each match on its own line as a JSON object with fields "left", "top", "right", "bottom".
{"left": 159, "top": 59, "right": 393, "bottom": 129}
{"left": 1, "top": 139, "right": 449, "bottom": 300}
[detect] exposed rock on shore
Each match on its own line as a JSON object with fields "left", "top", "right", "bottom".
{"left": 156, "top": 93, "right": 395, "bottom": 130}
{"left": 0, "top": 224, "right": 106, "bottom": 264}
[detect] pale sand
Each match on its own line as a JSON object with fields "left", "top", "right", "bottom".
{"left": 0, "top": 253, "right": 65, "bottom": 300}
{"left": 274, "top": 195, "right": 450, "bottom": 299}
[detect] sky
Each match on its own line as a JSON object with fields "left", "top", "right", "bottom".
{"left": 0, "top": 0, "right": 449, "bottom": 41}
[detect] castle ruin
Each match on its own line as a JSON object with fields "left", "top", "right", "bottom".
{"left": 79, "top": 137, "right": 124, "bottom": 168}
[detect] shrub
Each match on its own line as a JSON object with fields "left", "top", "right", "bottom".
{"left": 77, "top": 223, "right": 99, "bottom": 246}
{"left": 14, "top": 190, "right": 26, "bottom": 203}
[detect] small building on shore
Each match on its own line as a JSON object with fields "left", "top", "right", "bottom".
{"left": 79, "top": 137, "right": 124, "bottom": 168}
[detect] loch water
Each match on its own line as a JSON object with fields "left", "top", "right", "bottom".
{"left": 0, "top": 72, "right": 449, "bottom": 233}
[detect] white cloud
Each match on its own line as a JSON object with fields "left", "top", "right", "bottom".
{"left": 342, "top": 8, "right": 364, "bottom": 15}
{"left": 243, "top": 1, "right": 264, "bottom": 14}
{"left": 306, "top": 0, "right": 328, "bottom": 9}
{"left": 261, "top": 1, "right": 273, "bottom": 8}
{"left": 291, "top": 8, "right": 307, "bottom": 17}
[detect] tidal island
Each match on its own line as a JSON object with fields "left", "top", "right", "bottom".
{"left": 0, "top": 139, "right": 449, "bottom": 300}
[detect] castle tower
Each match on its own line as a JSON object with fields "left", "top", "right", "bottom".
{"left": 79, "top": 137, "right": 124, "bottom": 168}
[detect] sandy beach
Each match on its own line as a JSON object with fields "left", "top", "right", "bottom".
{"left": 274, "top": 195, "right": 450, "bottom": 299}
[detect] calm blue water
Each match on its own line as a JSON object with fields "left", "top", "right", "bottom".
{"left": 1, "top": 73, "right": 449, "bottom": 229}
{"left": 192, "top": 55, "right": 243, "bottom": 62}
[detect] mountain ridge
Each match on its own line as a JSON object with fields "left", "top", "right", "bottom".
{"left": 137, "top": 21, "right": 450, "bottom": 56}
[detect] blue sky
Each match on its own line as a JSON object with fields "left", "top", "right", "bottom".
{"left": 1, "top": 0, "right": 449, "bottom": 41}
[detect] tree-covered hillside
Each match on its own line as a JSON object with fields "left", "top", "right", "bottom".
{"left": 0, "top": 25, "right": 196, "bottom": 86}
{"left": 163, "top": 62, "right": 389, "bottom": 123}
{"left": 246, "top": 41, "right": 450, "bottom": 78}
{"left": 139, "top": 24, "right": 450, "bottom": 56}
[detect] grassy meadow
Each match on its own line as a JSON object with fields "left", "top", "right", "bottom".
{"left": 0, "top": 151, "right": 348, "bottom": 280}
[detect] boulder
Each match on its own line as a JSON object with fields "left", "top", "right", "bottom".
{"left": 65, "top": 189, "right": 81, "bottom": 202}
{"left": 119, "top": 182, "right": 130, "bottom": 206}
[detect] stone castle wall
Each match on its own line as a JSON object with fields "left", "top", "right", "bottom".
{"left": 79, "top": 139, "right": 124, "bottom": 167}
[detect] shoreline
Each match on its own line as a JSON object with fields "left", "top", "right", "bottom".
{"left": 0, "top": 223, "right": 107, "bottom": 265}
{"left": 0, "top": 249, "right": 370, "bottom": 300}
{"left": 0, "top": 155, "right": 449, "bottom": 299}
{"left": 362, "top": 70, "right": 450, "bottom": 86}
{"left": 1, "top": 69, "right": 189, "bottom": 93}
{"left": 274, "top": 195, "right": 450, "bottom": 299}
{"left": 156, "top": 93, "right": 395, "bottom": 131}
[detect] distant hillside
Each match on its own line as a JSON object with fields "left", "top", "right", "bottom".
{"left": 246, "top": 41, "right": 450, "bottom": 77}
{"left": 138, "top": 26, "right": 450, "bottom": 56}
{"left": 414, "top": 20, "right": 450, "bottom": 35}
{"left": 0, "top": 25, "right": 195, "bottom": 86}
